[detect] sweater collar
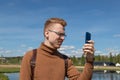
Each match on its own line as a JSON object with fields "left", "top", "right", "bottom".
{"left": 40, "top": 43, "right": 58, "bottom": 55}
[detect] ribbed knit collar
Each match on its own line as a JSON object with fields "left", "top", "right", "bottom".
{"left": 40, "top": 43, "right": 58, "bottom": 55}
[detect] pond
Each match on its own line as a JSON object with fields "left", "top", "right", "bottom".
{"left": 5, "top": 70, "right": 120, "bottom": 80}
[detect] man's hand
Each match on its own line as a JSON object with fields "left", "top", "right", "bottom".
{"left": 83, "top": 40, "right": 95, "bottom": 62}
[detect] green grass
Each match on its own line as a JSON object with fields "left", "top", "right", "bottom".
{"left": 0, "top": 67, "right": 20, "bottom": 73}
{"left": 0, "top": 73, "right": 9, "bottom": 80}
{"left": 94, "top": 66, "right": 120, "bottom": 71}
{"left": 76, "top": 66, "right": 120, "bottom": 71}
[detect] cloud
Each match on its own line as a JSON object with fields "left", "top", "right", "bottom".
{"left": 27, "top": 47, "right": 34, "bottom": 51}
{"left": 58, "top": 45, "right": 75, "bottom": 51}
{"left": 95, "top": 50, "right": 106, "bottom": 56}
{"left": 0, "top": 48, "right": 4, "bottom": 51}
{"left": 58, "top": 45, "right": 83, "bottom": 57}
{"left": 113, "top": 34, "right": 120, "bottom": 38}
{"left": 5, "top": 50, "right": 12, "bottom": 54}
{"left": 0, "top": 49, "right": 12, "bottom": 54}
{"left": 105, "top": 47, "right": 120, "bottom": 54}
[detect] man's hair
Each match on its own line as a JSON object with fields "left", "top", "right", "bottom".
{"left": 44, "top": 17, "right": 67, "bottom": 33}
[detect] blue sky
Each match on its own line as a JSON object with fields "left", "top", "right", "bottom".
{"left": 0, "top": 0, "right": 120, "bottom": 57}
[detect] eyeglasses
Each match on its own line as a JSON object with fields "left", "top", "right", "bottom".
{"left": 48, "top": 30, "right": 67, "bottom": 37}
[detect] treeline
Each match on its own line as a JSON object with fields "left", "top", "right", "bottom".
{"left": 0, "top": 56, "right": 22, "bottom": 64}
{"left": 71, "top": 53, "right": 120, "bottom": 66}
{"left": 94, "top": 52, "right": 120, "bottom": 63}
{"left": 0, "top": 52, "right": 120, "bottom": 66}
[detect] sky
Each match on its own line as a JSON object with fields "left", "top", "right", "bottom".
{"left": 0, "top": 0, "right": 120, "bottom": 57}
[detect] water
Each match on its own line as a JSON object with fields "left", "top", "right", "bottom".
{"left": 5, "top": 73, "right": 19, "bottom": 80}
{"left": 92, "top": 71, "right": 120, "bottom": 80}
{"left": 5, "top": 71, "right": 120, "bottom": 80}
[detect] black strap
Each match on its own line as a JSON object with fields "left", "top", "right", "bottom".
{"left": 64, "top": 59, "right": 68, "bottom": 77}
{"left": 62, "top": 54, "right": 68, "bottom": 77}
{"left": 30, "top": 49, "right": 37, "bottom": 80}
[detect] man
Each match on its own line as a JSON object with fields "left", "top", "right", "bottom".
{"left": 20, "top": 17, "right": 95, "bottom": 80}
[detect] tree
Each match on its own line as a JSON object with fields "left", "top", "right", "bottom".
{"left": 109, "top": 52, "right": 113, "bottom": 62}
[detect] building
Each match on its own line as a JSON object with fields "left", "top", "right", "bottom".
{"left": 94, "top": 61, "right": 115, "bottom": 66}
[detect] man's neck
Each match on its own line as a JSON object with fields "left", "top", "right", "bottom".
{"left": 43, "top": 40, "right": 57, "bottom": 50}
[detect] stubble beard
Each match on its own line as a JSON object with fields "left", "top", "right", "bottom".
{"left": 50, "top": 40, "right": 63, "bottom": 49}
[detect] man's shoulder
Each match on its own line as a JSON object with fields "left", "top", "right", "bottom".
{"left": 23, "top": 49, "right": 37, "bottom": 59}
{"left": 57, "top": 51, "right": 70, "bottom": 59}
{"left": 61, "top": 54, "right": 69, "bottom": 59}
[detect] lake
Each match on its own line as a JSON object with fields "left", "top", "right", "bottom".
{"left": 5, "top": 70, "right": 120, "bottom": 80}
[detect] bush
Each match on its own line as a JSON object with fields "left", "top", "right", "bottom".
{"left": 0, "top": 73, "right": 9, "bottom": 80}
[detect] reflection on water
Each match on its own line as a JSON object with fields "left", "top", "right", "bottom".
{"left": 92, "top": 70, "right": 120, "bottom": 80}
{"left": 116, "top": 71, "right": 120, "bottom": 74}
{"left": 5, "top": 73, "right": 19, "bottom": 80}
{"left": 5, "top": 70, "right": 120, "bottom": 80}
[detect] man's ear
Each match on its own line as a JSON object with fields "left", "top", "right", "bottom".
{"left": 45, "top": 31, "right": 49, "bottom": 38}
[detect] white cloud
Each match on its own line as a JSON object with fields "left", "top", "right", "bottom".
{"left": 0, "top": 49, "right": 12, "bottom": 54}
{"left": 27, "top": 47, "right": 34, "bottom": 51}
{"left": 0, "top": 48, "right": 4, "bottom": 51}
{"left": 95, "top": 50, "right": 107, "bottom": 56}
{"left": 70, "top": 49, "right": 83, "bottom": 57}
{"left": 58, "top": 45, "right": 75, "bottom": 51}
{"left": 94, "top": 47, "right": 120, "bottom": 56}
{"left": 113, "top": 34, "right": 120, "bottom": 38}
{"left": 0, "top": 50, "right": 4, "bottom": 54}
{"left": 4, "top": 50, "right": 12, "bottom": 54}
{"left": 105, "top": 47, "right": 120, "bottom": 54}
{"left": 58, "top": 45, "right": 83, "bottom": 57}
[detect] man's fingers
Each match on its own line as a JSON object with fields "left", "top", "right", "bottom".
{"left": 83, "top": 40, "right": 95, "bottom": 54}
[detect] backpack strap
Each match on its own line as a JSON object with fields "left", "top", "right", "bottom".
{"left": 62, "top": 54, "right": 68, "bottom": 77}
{"left": 64, "top": 59, "right": 68, "bottom": 77}
{"left": 30, "top": 49, "right": 37, "bottom": 80}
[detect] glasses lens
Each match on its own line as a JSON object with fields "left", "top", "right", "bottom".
{"left": 49, "top": 30, "right": 66, "bottom": 37}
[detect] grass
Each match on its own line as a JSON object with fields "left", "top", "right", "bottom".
{"left": 0, "top": 64, "right": 120, "bottom": 73}
{"left": 76, "top": 66, "right": 120, "bottom": 71}
{"left": 0, "top": 73, "right": 9, "bottom": 80}
{"left": 0, "top": 67, "right": 20, "bottom": 73}
{"left": 94, "top": 66, "right": 120, "bottom": 71}
{"left": 0, "top": 64, "right": 20, "bottom": 73}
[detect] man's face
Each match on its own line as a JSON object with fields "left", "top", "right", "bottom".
{"left": 45, "top": 23, "right": 66, "bottom": 49}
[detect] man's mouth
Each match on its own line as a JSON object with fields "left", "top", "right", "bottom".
{"left": 58, "top": 41, "right": 63, "bottom": 45}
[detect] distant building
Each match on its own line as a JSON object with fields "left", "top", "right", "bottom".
{"left": 116, "top": 63, "right": 120, "bottom": 67}
{"left": 94, "top": 61, "right": 115, "bottom": 66}
{"left": 0, "top": 57, "right": 7, "bottom": 63}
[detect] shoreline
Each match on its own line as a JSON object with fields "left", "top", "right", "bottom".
{"left": 75, "top": 66, "right": 120, "bottom": 71}
{"left": 0, "top": 65, "right": 20, "bottom": 73}
{"left": 0, "top": 65, "right": 120, "bottom": 73}
{"left": 0, "top": 64, "right": 21, "bottom": 68}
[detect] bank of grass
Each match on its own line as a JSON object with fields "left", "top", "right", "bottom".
{"left": 76, "top": 66, "right": 120, "bottom": 71}
{"left": 0, "top": 65, "right": 20, "bottom": 73}
{"left": 0, "top": 73, "right": 9, "bottom": 80}
{"left": 0, "top": 64, "right": 120, "bottom": 73}
{"left": 0, "top": 67, "right": 20, "bottom": 73}
{"left": 94, "top": 66, "right": 120, "bottom": 71}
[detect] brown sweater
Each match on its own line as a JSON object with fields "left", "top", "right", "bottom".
{"left": 20, "top": 43, "right": 94, "bottom": 80}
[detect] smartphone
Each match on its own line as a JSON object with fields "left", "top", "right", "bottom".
{"left": 85, "top": 32, "right": 91, "bottom": 43}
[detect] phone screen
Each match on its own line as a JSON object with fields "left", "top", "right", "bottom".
{"left": 85, "top": 32, "right": 91, "bottom": 43}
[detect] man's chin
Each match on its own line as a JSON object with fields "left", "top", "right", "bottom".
{"left": 55, "top": 44, "right": 61, "bottom": 49}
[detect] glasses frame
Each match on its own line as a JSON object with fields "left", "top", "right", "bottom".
{"left": 48, "top": 30, "right": 67, "bottom": 37}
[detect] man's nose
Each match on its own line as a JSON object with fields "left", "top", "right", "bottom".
{"left": 60, "top": 36, "right": 65, "bottom": 40}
